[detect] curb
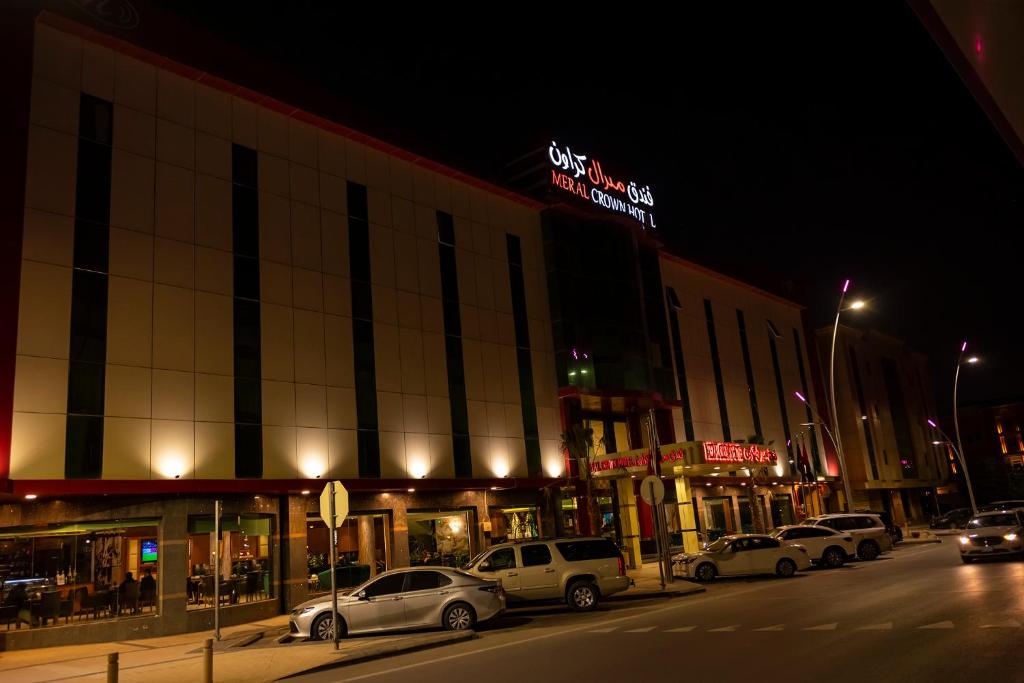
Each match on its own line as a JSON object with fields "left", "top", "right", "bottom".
{"left": 278, "top": 630, "right": 477, "bottom": 679}
{"left": 610, "top": 586, "right": 706, "bottom": 602}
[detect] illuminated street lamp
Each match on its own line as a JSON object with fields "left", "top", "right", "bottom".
{"left": 950, "top": 341, "right": 981, "bottom": 514}
{"left": 823, "top": 278, "right": 866, "bottom": 512}
{"left": 928, "top": 417, "right": 977, "bottom": 515}
{"left": 795, "top": 390, "right": 853, "bottom": 511}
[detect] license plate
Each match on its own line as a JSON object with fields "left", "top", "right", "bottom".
{"left": 981, "top": 547, "right": 993, "bottom": 552}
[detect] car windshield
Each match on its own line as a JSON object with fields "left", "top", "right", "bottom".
{"left": 705, "top": 538, "right": 730, "bottom": 552}
{"left": 799, "top": 518, "right": 819, "bottom": 526}
{"left": 462, "top": 551, "right": 487, "bottom": 570}
{"left": 769, "top": 528, "right": 785, "bottom": 538}
{"left": 968, "top": 514, "right": 1017, "bottom": 528}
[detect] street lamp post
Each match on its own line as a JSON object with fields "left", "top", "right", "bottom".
{"left": 950, "top": 340, "right": 980, "bottom": 514}
{"left": 795, "top": 391, "right": 853, "bottom": 511}
{"left": 826, "top": 279, "right": 864, "bottom": 512}
{"left": 928, "top": 418, "right": 977, "bottom": 515}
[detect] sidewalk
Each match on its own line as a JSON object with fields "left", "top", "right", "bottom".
{"left": 0, "top": 615, "right": 473, "bottom": 683}
{"left": 620, "top": 563, "right": 706, "bottom": 600}
{"left": 902, "top": 527, "right": 944, "bottom": 544}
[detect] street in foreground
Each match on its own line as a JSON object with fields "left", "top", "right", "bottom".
{"left": 293, "top": 541, "right": 1024, "bottom": 683}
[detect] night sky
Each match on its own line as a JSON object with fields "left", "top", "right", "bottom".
{"left": 147, "top": 1, "right": 1024, "bottom": 408}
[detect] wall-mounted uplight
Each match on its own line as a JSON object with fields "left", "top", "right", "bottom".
{"left": 24, "top": 494, "right": 37, "bottom": 500}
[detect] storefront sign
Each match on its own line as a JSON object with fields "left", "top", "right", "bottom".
{"left": 548, "top": 141, "right": 657, "bottom": 229}
{"left": 701, "top": 441, "right": 776, "bottom": 465}
{"left": 589, "top": 445, "right": 691, "bottom": 476}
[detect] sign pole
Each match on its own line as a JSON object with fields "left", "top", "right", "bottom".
{"left": 328, "top": 481, "right": 339, "bottom": 650}
{"left": 213, "top": 499, "right": 221, "bottom": 641}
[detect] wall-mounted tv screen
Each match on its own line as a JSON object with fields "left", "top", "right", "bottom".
{"left": 142, "top": 539, "right": 158, "bottom": 563}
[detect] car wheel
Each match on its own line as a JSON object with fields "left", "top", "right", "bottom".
{"left": 695, "top": 563, "right": 717, "bottom": 582}
{"left": 310, "top": 612, "right": 343, "bottom": 641}
{"left": 822, "top": 547, "right": 845, "bottom": 568}
{"left": 857, "top": 540, "right": 880, "bottom": 561}
{"left": 566, "top": 580, "right": 599, "bottom": 611}
{"left": 775, "top": 558, "right": 797, "bottom": 578}
{"left": 442, "top": 602, "right": 476, "bottom": 631}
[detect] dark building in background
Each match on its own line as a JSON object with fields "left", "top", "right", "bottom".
{"left": 957, "top": 397, "right": 1024, "bottom": 501}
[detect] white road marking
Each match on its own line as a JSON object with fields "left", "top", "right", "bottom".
{"left": 980, "top": 620, "right": 1021, "bottom": 628}
{"left": 856, "top": 622, "right": 893, "bottom": 631}
{"left": 917, "top": 621, "right": 954, "bottom": 629}
{"left": 753, "top": 624, "right": 785, "bottom": 631}
{"left": 804, "top": 623, "right": 838, "bottom": 631}
{"left": 707, "top": 625, "right": 740, "bottom": 632}
{"left": 623, "top": 627, "right": 657, "bottom": 633}
{"left": 666, "top": 626, "right": 697, "bottom": 632}
{"left": 587, "top": 628, "right": 617, "bottom": 633}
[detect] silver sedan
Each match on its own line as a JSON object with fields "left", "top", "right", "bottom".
{"left": 289, "top": 567, "right": 505, "bottom": 640}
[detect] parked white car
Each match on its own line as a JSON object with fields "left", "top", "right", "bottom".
{"left": 959, "top": 510, "right": 1024, "bottom": 563}
{"left": 800, "top": 513, "right": 892, "bottom": 561}
{"left": 771, "top": 525, "right": 856, "bottom": 568}
{"left": 672, "top": 534, "right": 811, "bottom": 581}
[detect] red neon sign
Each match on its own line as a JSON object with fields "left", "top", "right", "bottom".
{"left": 548, "top": 142, "right": 657, "bottom": 229}
{"left": 701, "top": 442, "right": 776, "bottom": 465}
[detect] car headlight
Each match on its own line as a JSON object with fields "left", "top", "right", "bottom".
{"left": 291, "top": 606, "right": 315, "bottom": 617}
{"left": 959, "top": 536, "right": 969, "bottom": 545}
{"left": 1004, "top": 533, "right": 1019, "bottom": 542}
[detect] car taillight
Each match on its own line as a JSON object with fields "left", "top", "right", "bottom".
{"left": 618, "top": 553, "right": 626, "bottom": 576}
{"left": 479, "top": 584, "right": 503, "bottom": 593}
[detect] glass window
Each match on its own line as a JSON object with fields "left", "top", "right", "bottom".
{"left": 485, "top": 548, "right": 516, "bottom": 571}
{"left": 555, "top": 539, "right": 620, "bottom": 562}
{"left": 186, "top": 515, "right": 273, "bottom": 610}
{"left": 406, "top": 571, "right": 450, "bottom": 592}
{"left": 809, "top": 528, "right": 835, "bottom": 537}
{"left": 490, "top": 507, "right": 539, "bottom": 543}
{"left": 304, "top": 513, "right": 390, "bottom": 594}
{"left": 408, "top": 511, "right": 472, "bottom": 568}
{"left": 748, "top": 537, "right": 780, "bottom": 549}
{"left": 363, "top": 573, "right": 406, "bottom": 597}
{"left": 520, "top": 544, "right": 552, "bottom": 567}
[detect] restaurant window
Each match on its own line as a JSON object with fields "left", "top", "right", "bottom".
{"left": 488, "top": 506, "right": 539, "bottom": 544}
{"left": 305, "top": 513, "right": 391, "bottom": 594}
{"left": 0, "top": 520, "right": 159, "bottom": 629}
{"left": 702, "top": 496, "right": 732, "bottom": 541}
{"left": 408, "top": 510, "right": 473, "bottom": 568}
{"left": 770, "top": 494, "right": 796, "bottom": 527}
{"left": 186, "top": 515, "right": 273, "bottom": 610}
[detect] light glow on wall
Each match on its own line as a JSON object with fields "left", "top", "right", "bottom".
{"left": 155, "top": 451, "right": 186, "bottom": 479}
{"left": 299, "top": 453, "right": 326, "bottom": 479}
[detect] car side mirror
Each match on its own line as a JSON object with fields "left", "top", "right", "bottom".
{"left": 478, "top": 561, "right": 492, "bottom": 572}
{"left": 357, "top": 590, "right": 368, "bottom": 600}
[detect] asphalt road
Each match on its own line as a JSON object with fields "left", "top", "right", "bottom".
{"left": 292, "top": 541, "right": 1024, "bottom": 683}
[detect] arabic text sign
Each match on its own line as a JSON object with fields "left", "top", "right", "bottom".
{"left": 701, "top": 441, "right": 777, "bottom": 465}
{"left": 548, "top": 142, "right": 657, "bottom": 229}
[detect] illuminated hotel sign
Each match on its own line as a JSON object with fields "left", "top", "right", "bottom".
{"left": 548, "top": 141, "right": 657, "bottom": 229}
{"left": 701, "top": 441, "right": 776, "bottom": 465}
{"left": 589, "top": 441, "right": 777, "bottom": 477}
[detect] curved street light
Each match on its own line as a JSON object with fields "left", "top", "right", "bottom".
{"left": 928, "top": 417, "right": 977, "bottom": 515}
{"left": 950, "top": 341, "right": 981, "bottom": 514}
{"left": 796, "top": 390, "right": 853, "bottom": 510}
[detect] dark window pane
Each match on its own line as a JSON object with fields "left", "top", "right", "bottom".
{"left": 234, "top": 423, "right": 263, "bottom": 478}
{"left": 440, "top": 291, "right": 462, "bottom": 337}
{"left": 348, "top": 218, "right": 371, "bottom": 283}
{"left": 73, "top": 219, "right": 109, "bottom": 274}
{"left": 487, "top": 548, "right": 516, "bottom": 570}
{"left": 65, "top": 414, "right": 103, "bottom": 479}
{"left": 68, "top": 270, "right": 108, "bottom": 363}
{"left": 505, "top": 233, "right": 522, "bottom": 266}
{"left": 233, "top": 299, "right": 261, "bottom": 379}
{"left": 232, "top": 144, "right": 258, "bottom": 188}
{"left": 437, "top": 211, "right": 455, "bottom": 246}
{"left": 79, "top": 94, "right": 113, "bottom": 145}
{"left": 232, "top": 184, "right": 259, "bottom": 257}
{"left": 356, "top": 429, "right": 380, "bottom": 478}
{"left": 347, "top": 181, "right": 368, "bottom": 221}
{"left": 520, "top": 544, "right": 552, "bottom": 567}
{"left": 453, "top": 434, "right": 471, "bottom": 478}
{"left": 75, "top": 139, "right": 112, "bottom": 224}
{"left": 351, "top": 279, "right": 373, "bottom": 321}
{"left": 555, "top": 540, "right": 619, "bottom": 562}
{"left": 234, "top": 376, "right": 262, "bottom": 424}
{"left": 66, "top": 361, "right": 105, "bottom": 415}
{"left": 364, "top": 573, "right": 406, "bottom": 597}
{"left": 233, "top": 255, "right": 260, "bottom": 300}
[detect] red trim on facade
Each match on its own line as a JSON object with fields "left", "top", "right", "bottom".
{"left": 36, "top": 12, "right": 545, "bottom": 212}
{"left": 0, "top": 7, "right": 36, "bottom": 480}
{"left": 3, "top": 477, "right": 562, "bottom": 499}
{"left": 658, "top": 250, "right": 805, "bottom": 311}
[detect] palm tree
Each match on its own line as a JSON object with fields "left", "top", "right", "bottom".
{"left": 560, "top": 425, "right": 602, "bottom": 536}
{"left": 744, "top": 435, "right": 774, "bottom": 534}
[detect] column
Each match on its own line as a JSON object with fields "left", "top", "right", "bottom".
{"left": 358, "top": 515, "right": 377, "bottom": 577}
{"left": 615, "top": 479, "right": 643, "bottom": 569}
{"left": 282, "top": 495, "right": 309, "bottom": 610}
{"left": 674, "top": 477, "right": 700, "bottom": 553}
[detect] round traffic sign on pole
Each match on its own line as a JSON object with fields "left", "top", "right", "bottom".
{"left": 640, "top": 475, "right": 665, "bottom": 505}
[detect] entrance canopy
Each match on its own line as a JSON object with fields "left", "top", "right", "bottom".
{"left": 590, "top": 441, "right": 778, "bottom": 479}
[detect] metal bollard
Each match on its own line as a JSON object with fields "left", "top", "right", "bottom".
{"left": 107, "top": 652, "right": 118, "bottom": 683}
{"left": 203, "top": 638, "right": 213, "bottom": 683}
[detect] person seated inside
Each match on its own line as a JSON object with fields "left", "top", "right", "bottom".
{"left": 117, "top": 572, "right": 136, "bottom": 613}
{"left": 140, "top": 568, "right": 156, "bottom": 597}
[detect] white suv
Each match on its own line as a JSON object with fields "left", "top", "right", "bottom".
{"left": 800, "top": 514, "right": 892, "bottom": 560}
{"left": 463, "top": 537, "right": 630, "bottom": 611}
